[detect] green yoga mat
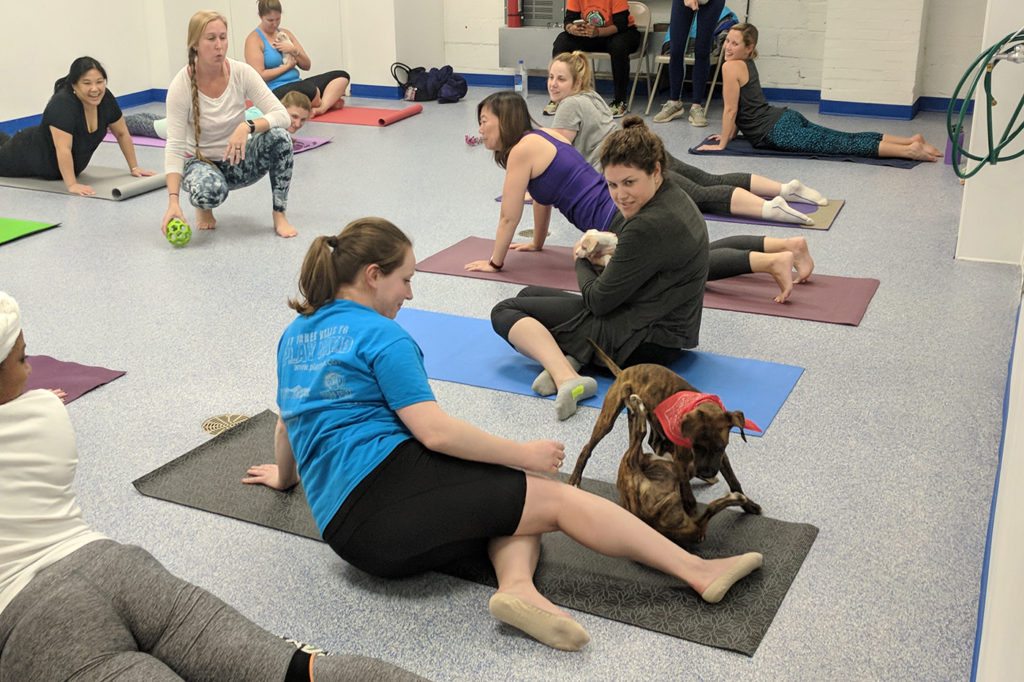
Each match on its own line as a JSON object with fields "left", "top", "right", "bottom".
{"left": 134, "top": 410, "right": 819, "bottom": 656}
{"left": 0, "top": 218, "right": 59, "bottom": 245}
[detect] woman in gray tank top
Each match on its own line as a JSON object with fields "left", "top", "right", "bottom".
{"left": 699, "top": 24, "right": 943, "bottom": 162}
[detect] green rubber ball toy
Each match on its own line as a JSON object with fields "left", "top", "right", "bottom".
{"left": 166, "top": 218, "right": 192, "bottom": 247}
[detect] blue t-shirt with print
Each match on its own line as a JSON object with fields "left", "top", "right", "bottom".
{"left": 277, "top": 299, "right": 435, "bottom": 533}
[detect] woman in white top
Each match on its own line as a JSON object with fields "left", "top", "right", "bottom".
{"left": 0, "top": 292, "right": 424, "bottom": 681}
{"left": 161, "top": 10, "right": 298, "bottom": 239}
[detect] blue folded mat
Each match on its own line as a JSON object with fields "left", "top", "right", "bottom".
{"left": 397, "top": 308, "right": 803, "bottom": 436}
{"left": 689, "top": 135, "right": 921, "bottom": 168}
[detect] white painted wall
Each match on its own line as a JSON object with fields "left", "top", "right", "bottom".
{"left": 922, "top": 0, "right": 988, "bottom": 98}
{"left": 820, "top": 0, "right": 927, "bottom": 106}
{"left": 0, "top": 1, "right": 156, "bottom": 121}
{"left": 956, "top": 0, "right": 1024, "bottom": 264}
{"left": 747, "top": 0, "right": 827, "bottom": 90}
{"left": 397, "top": 0, "right": 447, "bottom": 69}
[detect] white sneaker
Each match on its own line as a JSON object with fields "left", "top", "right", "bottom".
{"left": 653, "top": 100, "right": 687, "bottom": 123}
{"left": 688, "top": 103, "right": 708, "bottom": 127}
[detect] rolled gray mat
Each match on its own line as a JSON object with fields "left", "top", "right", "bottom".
{"left": 0, "top": 166, "right": 167, "bottom": 200}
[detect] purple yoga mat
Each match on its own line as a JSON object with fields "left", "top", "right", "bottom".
{"left": 417, "top": 236, "right": 579, "bottom": 290}
{"left": 417, "top": 237, "right": 879, "bottom": 325}
{"left": 703, "top": 273, "right": 879, "bottom": 326}
{"left": 102, "top": 133, "right": 331, "bottom": 154}
{"left": 24, "top": 355, "right": 125, "bottom": 404}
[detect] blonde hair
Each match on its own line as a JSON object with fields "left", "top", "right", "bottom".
{"left": 186, "top": 10, "right": 229, "bottom": 162}
{"left": 731, "top": 23, "right": 759, "bottom": 59}
{"left": 551, "top": 51, "right": 594, "bottom": 93}
{"left": 290, "top": 218, "right": 412, "bottom": 316}
{"left": 280, "top": 90, "right": 311, "bottom": 112}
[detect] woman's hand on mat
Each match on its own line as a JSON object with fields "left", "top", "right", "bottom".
{"left": 131, "top": 167, "right": 156, "bottom": 178}
{"left": 697, "top": 135, "right": 725, "bottom": 151}
{"left": 465, "top": 259, "right": 500, "bottom": 272}
{"left": 521, "top": 439, "right": 566, "bottom": 473}
{"left": 509, "top": 242, "right": 540, "bottom": 252}
{"left": 68, "top": 183, "right": 95, "bottom": 196}
{"left": 242, "top": 463, "right": 297, "bottom": 490}
{"left": 49, "top": 388, "right": 67, "bottom": 402}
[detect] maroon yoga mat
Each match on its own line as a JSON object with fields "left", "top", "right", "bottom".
{"left": 703, "top": 273, "right": 879, "bottom": 326}
{"left": 311, "top": 104, "right": 423, "bottom": 127}
{"left": 417, "top": 237, "right": 879, "bottom": 325}
{"left": 417, "top": 236, "right": 579, "bottom": 290}
{"left": 24, "top": 355, "right": 125, "bottom": 404}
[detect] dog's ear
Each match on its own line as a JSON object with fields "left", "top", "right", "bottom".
{"left": 728, "top": 410, "right": 749, "bottom": 443}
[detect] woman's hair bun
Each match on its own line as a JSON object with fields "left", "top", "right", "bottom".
{"left": 620, "top": 114, "right": 645, "bottom": 130}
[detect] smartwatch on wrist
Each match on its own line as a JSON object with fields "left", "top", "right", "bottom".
{"left": 246, "top": 120, "right": 256, "bottom": 135}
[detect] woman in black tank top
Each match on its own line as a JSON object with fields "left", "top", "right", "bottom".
{"left": 699, "top": 23, "right": 943, "bottom": 162}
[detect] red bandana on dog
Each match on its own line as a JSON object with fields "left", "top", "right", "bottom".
{"left": 653, "top": 391, "right": 761, "bottom": 447}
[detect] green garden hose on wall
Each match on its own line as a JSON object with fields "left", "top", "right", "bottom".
{"left": 948, "top": 26, "right": 1024, "bottom": 179}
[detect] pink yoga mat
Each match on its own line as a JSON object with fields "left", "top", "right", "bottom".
{"left": 417, "top": 237, "right": 879, "bottom": 325}
{"left": 311, "top": 104, "right": 423, "bottom": 127}
{"left": 417, "top": 236, "right": 579, "bottom": 290}
{"left": 703, "top": 274, "right": 879, "bottom": 326}
{"left": 103, "top": 133, "right": 331, "bottom": 154}
{"left": 24, "top": 355, "right": 126, "bottom": 404}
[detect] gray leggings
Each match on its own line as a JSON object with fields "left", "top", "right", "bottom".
{"left": 0, "top": 540, "right": 425, "bottom": 682}
{"left": 183, "top": 128, "right": 294, "bottom": 213}
{"left": 667, "top": 153, "right": 752, "bottom": 216}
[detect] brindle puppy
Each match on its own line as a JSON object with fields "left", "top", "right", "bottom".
{"left": 568, "top": 342, "right": 760, "bottom": 541}
{"left": 619, "top": 395, "right": 753, "bottom": 543}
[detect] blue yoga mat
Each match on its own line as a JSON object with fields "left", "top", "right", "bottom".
{"left": 689, "top": 135, "right": 921, "bottom": 169}
{"left": 396, "top": 308, "right": 803, "bottom": 436}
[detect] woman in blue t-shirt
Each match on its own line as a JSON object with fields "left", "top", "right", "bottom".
{"left": 245, "top": 216, "right": 763, "bottom": 652}
{"left": 0, "top": 57, "right": 155, "bottom": 195}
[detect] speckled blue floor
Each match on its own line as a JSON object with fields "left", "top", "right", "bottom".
{"left": 1, "top": 91, "right": 1016, "bottom": 681}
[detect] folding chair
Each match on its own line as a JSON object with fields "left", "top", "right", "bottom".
{"left": 644, "top": 29, "right": 726, "bottom": 116}
{"left": 579, "top": 1, "right": 653, "bottom": 112}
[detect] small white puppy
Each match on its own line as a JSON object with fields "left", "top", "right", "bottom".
{"left": 574, "top": 229, "right": 618, "bottom": 269}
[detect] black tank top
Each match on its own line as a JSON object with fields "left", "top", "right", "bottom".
{"left": 735, "top": 60, "right": 785, "bottom": 146}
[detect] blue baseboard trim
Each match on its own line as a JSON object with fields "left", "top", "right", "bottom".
{"left": 819, "top": 98, "right": 918, "bottom": 120}
{"left": 970, "top": 297, "right": 1020, "bottom": 682}
{"left": 1, "top": 88, "right": 168, "bottom": 134}
{"left": 918, "top": 95, "right": 975, "bottom": 115}
{"left": 350, "top": 83, "right": 402, "bottom": 100}
{"left": 763, "top": 87, "right": 821, "bottom": 104}
{"left": 465, "top": 73, "right": 514, "bottom": 88}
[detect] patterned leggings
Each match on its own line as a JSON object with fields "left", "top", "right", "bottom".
{"left": 183, "top": 128, "right": 294, "bottom": 213}
{"left": 764, "top": 110, "right": 882, "bottom": 158}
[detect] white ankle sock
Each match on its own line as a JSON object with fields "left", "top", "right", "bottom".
{"left": 780, "top": 179, "right": 827, "bottom": 206}
{"left": 763, "top": 196, "right": 813, "bottom": 225}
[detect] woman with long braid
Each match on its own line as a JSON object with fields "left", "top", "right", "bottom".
{"left": 161, "top": 10, "right": 298, "bottom": 239}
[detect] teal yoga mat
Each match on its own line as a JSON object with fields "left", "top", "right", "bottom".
{"left": 396, "top": 308, "right": 803, "bottom": 436}
{"left": 0, "top": 217, "right": 59, "bottom": 245}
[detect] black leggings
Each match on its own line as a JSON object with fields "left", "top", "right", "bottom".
{"left": 490, "top": 287, "right": 683, "bottom": 368}
{"left": 323, "top": 439, "right": 526, "bottom": 579}
{"left": 273, "top": 69, "right": 351, "bottom": 102}
{"left": 667, "top": 154, "right": 752, "bottom": 215}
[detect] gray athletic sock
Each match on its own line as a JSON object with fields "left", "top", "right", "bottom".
{"left": 531, "top": 355, "right": 583, "bottom": 396}
{"left": 554, "top": 376, "right": 598, "bottom": 421}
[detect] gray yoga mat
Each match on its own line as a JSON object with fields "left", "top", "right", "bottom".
{"left": 134, "top": 410, "right": 818, "bottom": 656}
{"left": 0, "top": 166, "right": 167, "bottom": 200}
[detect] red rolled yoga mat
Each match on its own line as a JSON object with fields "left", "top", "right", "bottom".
{"left": 24, "top": 355, "right": 125, "bottom": 404}
{"left": 417, "top": 236, "right": 879, "bottom": 326}
{"left": 311, "top": 104, "right": 423, "bottom": 127}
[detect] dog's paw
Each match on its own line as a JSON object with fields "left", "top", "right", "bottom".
{"left": 742, "top": 499, "right": 762, "bottom": 515}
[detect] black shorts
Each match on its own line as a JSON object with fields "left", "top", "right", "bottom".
{"left": 272, "top": 70, "right": 350, "bottom": 102}
{"left": 323, "top": 438, "right": 527, "bottom": 578}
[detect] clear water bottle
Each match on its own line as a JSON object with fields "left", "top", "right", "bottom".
{"left": 514, "top": 59, "right": 527, "bottom": 96}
